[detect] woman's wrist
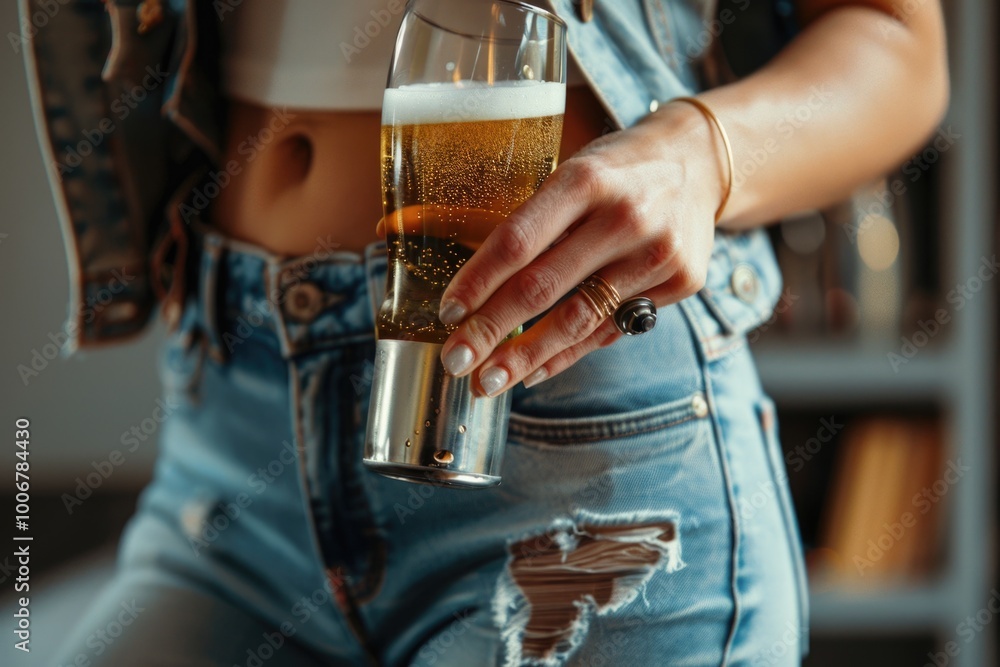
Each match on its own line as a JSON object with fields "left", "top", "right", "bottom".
{"left": 669, "top": 97, "right": 734, "bottom": 226}
{"left": 637, "top": 99, "right": 731, "bottom": 228}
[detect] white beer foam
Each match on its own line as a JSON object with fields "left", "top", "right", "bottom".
{"left": 382, "top": 80, "right": 566, "bottom": 125}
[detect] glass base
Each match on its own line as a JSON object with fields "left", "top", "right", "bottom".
{"left": 363, "top": 339, "right": 511, "bottom": 488}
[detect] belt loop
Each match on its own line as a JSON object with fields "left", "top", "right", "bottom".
{"left": 155, "top": 169, "right": 212, "bottom": 331}
{"left": 266, "top": 262, "right": 296, "bottom": 359}
{"left": 199, "top": 233, "right": 229, "bottom": 365}
{"left": 152, "top": 210, "right": 190, "bottom": 333}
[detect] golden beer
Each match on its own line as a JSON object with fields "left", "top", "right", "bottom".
{"left": 379, "top": 82, "right": 565, "bottom": 343}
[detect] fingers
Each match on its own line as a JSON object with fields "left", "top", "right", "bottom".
{"left": 437, "top": 219, "right": 646, "bottom": 385}
{"left": 438, "top": 214, "right": 693, "bottom": 385}
{"left": 465, "top": 292, "right": 616, "bottom": 397}
{"left": 449, "top": 262, "right": 698, "bottom": 397}
{"left": 523, "top": 319, "right": 622, "bottom": 388}
{"left": 436, "top": 157, "right": 706, "bottom": 385}
{"left": 425, "top": 147, "right": 714, "bottom": 396}
{"left": 436, "top": 158, "right": 603, "bottom": 326}
{"left": 511, "top": 277, "right": 697, "bottom": 392}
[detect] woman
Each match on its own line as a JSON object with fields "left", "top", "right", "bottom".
{"left": 24, "top": 0, "right": 947, "bottom": 664}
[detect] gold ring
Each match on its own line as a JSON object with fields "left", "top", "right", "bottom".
{"left": 576, "top": 274, "right": 621, "bottom": 319}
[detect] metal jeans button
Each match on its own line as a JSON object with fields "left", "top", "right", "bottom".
{"left": 283, "top": 281, "right": 327, "bottom": 323}
{"left": 731, "top": 263, "right": 759, "bottom": 303}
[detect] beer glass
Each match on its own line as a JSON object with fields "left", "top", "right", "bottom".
{"left": 363, "top": 0, "right": 567, "bottom": 488}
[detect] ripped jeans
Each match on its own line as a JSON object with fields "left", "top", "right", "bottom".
{"left": 54, "top": 216, "right": 809, "bottom": 667}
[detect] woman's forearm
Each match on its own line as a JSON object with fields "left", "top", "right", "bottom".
{"left": 432, "top": 0, "right": 950, "bottom": 392}
{"left": 664, "top": 0, "right": 950, "bottom": 229}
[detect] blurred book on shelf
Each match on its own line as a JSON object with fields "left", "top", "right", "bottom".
{"left": 759, "top": 156, "right": 945, "bottom": 346}
{"left": 809, "top": 416, "right": 946, "bottom": 587}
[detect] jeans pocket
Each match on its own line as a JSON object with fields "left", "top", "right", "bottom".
{"left": 157, "top": 296, "right": 206, "bottom": 405}
{"left": 755, "top": 395, "right": 810, "bottom": 656}
{"left": 508, "top": 390, "right": 710, "bottom": 452}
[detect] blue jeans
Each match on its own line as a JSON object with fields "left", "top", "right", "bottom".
{"left": 55, "top": 216, "right": 809, "bottom": 666}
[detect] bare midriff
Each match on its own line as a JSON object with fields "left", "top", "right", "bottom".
{"left": 210, "top": 86, "right": 612, "bottom": 256}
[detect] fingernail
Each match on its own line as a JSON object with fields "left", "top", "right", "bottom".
{"left": 439, "top": 300, "right": 467, "bottom": 326}
{"left": 479, "top": 366, "right": 510, "bottom": 397}
{"left": 522, "top": 368, "right": 549, "bottom": 388}
{"left": 443, "top": 344, "right": 474, "bottom": 375}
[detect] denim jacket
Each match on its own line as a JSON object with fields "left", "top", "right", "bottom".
{"left": 21, "top": 0, "right": 790, "bottom": 355}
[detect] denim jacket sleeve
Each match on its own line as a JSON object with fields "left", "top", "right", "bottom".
{"left": 21, "top": 0, "right": 787, "bottom": 354}
{"left": 20, "top": 0, "right": 218, "bottom": 353}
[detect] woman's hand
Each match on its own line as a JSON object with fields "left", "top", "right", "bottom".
{"left": 427, "top": 0, "right": 949, "bottom": 398}
{"left": 433, "top": 102, "right": 728, "bottom": 397}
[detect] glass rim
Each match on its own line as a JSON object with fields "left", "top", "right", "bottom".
{"left": 410, "top": 0, "right": 567, "bottom": 40}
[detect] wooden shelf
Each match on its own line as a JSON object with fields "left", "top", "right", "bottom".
{"left": 809, "top": 583, "right": 948, "bottom": 632}
{"left": 751, "top": 343, "right": 952, "bottom": 405}
{"left": 770, "top": 3, "right": 996, "bottom": 664}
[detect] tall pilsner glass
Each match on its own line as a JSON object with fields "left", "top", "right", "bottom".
{"left": 363, "top": 0, "right": 567, "bottom": 488}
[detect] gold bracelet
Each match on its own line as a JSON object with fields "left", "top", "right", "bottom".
{"left": 669, "top": 96, "right": 734, "bottom": 225}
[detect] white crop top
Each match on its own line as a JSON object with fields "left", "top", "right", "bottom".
{"left": 219, "top": 1, "right": 585, "bottom": 111}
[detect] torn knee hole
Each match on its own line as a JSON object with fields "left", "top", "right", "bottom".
{"left": 497, "top": 519, "right": 681, "bottom": 664}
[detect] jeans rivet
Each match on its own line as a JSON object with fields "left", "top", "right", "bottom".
{"left": 282, "top": 281, "right": 326, "bottom": 323}
{"left": 692, "top": 392, "right": 709, "bottom": 418}
{"left": 731, "top": 263, "right": 759, "bottom": 303}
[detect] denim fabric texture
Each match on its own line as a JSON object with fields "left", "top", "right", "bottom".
{"left": 53, "top": 189, "right": 809, "bottom": 665}
{"left": 28, "top": 0, "right": 810, "bottom": 664}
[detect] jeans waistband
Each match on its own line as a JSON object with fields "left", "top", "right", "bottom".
{"left": 176, "top": 211, "right": 388, "bottom": 362}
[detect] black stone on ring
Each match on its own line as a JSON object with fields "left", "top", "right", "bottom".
{"left": 613, "top": 297, "right": 657, "bottom": 335}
